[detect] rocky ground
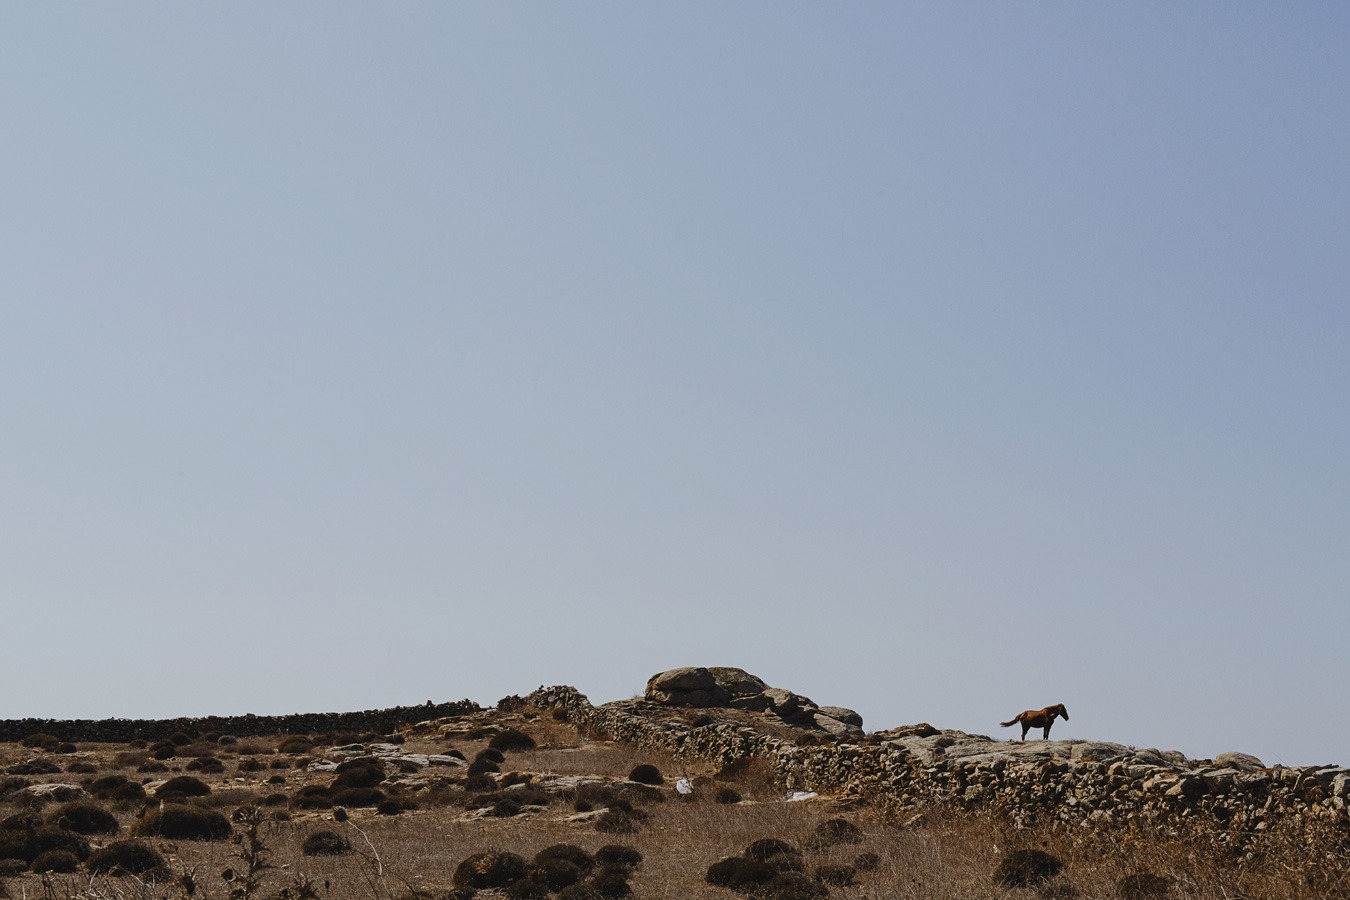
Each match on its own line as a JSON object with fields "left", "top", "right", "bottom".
{"left": 0, "top": 667, "right": 1346, "bottom": 899}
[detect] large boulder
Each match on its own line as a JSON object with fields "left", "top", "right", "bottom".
{"left": 706, "top": 667, "right": 770, "bottom": 697}
{"left": 643, "top": 666, "right": 863, "bottom": 734}
{"left": 1214, "top": 752, "right": 1265, "bottom": 771}
{"left": 812, "top": 712, "right": 864, "bottom": 739}
{"left": 645, "top": 668, "right": 730, "bottom": 707}
{"left": 816, "top": 706, "right": 863, "bottom": 728}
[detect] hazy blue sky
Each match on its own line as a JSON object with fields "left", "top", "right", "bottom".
{"left": 2, "top": 5, "right": 1346, "bottom": 767}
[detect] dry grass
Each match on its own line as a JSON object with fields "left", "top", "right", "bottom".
{"left": 1, "top": 715, "right": 1347, "bottom": 900}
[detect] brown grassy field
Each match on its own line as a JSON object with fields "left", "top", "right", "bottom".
{"left": 1, "top": 707, "right": 1346, "bottom": 900}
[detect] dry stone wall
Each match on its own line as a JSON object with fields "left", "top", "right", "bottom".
{"left": 0, "top": 699, "right": 481, "bottom": 744}
{"left": 526, "top": 685, "right": 1350, "bottom": 843}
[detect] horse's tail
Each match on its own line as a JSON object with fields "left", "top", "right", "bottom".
{"left": 1000, "top": 714, "right": 1021, "bottom": 728}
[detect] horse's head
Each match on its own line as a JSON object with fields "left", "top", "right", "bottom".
{"left": 1053, "top": 704, "right": 1069, "bottom": 721}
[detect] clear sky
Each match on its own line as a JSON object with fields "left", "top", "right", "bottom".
{"left": 2, "top": 5, "right": 1346, "bottom": 767}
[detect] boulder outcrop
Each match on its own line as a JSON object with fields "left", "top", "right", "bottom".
{"left": 644, "top": 667, "right": 863, "bottom": 737}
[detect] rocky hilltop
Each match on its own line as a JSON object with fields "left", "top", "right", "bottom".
{"left": 528, "top": 667, "right": 1349, "bottom": 846}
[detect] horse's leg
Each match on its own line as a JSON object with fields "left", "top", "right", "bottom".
{"left": 1043, "top": 722, "right": 1052, "bottom": 739}
{"left": 1020, "top": 722, "right": 1029, "bottom": 741}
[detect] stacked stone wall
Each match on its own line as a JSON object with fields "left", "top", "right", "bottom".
{"left": 526, "top": 685, "right": 1349, "bottom": 843}
{"left": 0, "top": 699, "right": 481, "bottom": 743}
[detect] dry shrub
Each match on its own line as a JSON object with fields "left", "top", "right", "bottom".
{"left": 20, "top": 734, "right": 63, "bottom": 751}
{"left": 301, "top": 829, "right": 350, "bottom": 856}
{"left": 7, "top": 759, "right": 60, "bottom": 776}
{"left": 87, "top": 839, "right": 166, "bottom": 877}
{"left": 155, "top": 775, "right": 211, "bottom": 798}
{"left": 468, "top": 758, "right": 500, "bottom": 777}
{"left": 628, "top": 763, "right": 663, "bottom": 785}
{"left": 716, "top": 787, "right": 743, "bottom": 804}
{"left": 186, "top": 756, "right": 225, "bottom": 774}
{"left": 767, "top": 873, "right": 830, "bottom": 900}
{"left": 453, "top": 850, "right": 529, "bottom": 889}
{"left": 277, "top": 737, "right": 312, "bottom": 755}
{"left": 994, "top": 848, "right": 1064, "bottom": 888}
{"left": 594, "top": 845, "right": 642, "bottom": 870}
{"left": 1117, "top": 872, "right": 1172, "bottom": 898}
{"left": 746, "top": 838, "right": 800, "bottom": 862}
{"left": 46, "top": 801, "right": 119, "bottom": 835}
{"left": 588, "top": 869, "right": 632, "bottom": 898}
{"left": 133, "top": 803, "right": 232, "bottom": 841}
{"left": 331, "top": 757, "right": 386, "bottom": 790}
{"left": 330, "top": 787, "right": 385, "bottom": 808}
{"left": 595, "top": 808, "right": 645, "bottom": 834}
{"left": 31, "top": 848, "right": 80, "bottom": 873}
{"left": 814, "top": 863, "right": 856, "bottom": 886}
{"left": 489, "top": 729, "right": 538, "bottom": 752}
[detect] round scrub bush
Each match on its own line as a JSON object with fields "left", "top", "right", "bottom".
{"left": 762, "top": 852, "right": 804, "bottom": 873}
{"left": 727, "top": 860, "right": 778, "bottom": 892}
{"left": 745, "top": 839, "right": 800, "bottom": 862}
{"left": 453, "top": 850, "right": 529, "bottom": 889}
{"left": 133, "top": 804, "right": 232, "bottom": 841}
{"left": 853, "top": 851, "right": 880, "bottom": 873}
{"left": 21, "top": 734, "right": 63, "bottom": 751}
{"left": 186, "top": 757, "right": 225, "bottom": 774}
{"left": 536, "top": 844, "right": 595, "bottom": 870}
{"left": 707, "top": 857, "right": 748, "bottom": 887}
{"left": 155, "top": 776, "right": 211, "bottom": 799}
{"left": 593, "top": 846, "right": 642, "bottom": 870}
{"left": 277, "top": 737, "right": 312, "bottom": 755}
{"left": 329, "top": 787, "right": 385, "bottom": 808}
{"left": 485, "top": 799, "right": 521, "bottom": 818}
{"left": 292, "top": 785, "right": 333, "bottom": 809}
{"left": 594, "top": 810, "right": 642, "bottom": 834}
{"left": 0, "top": 834, "right": 36, "bottom": 866}
{"left": 814, "top": 817, "right": 862, "bottom": 846}
{"left": 475, "top": 748, "right": 506, "bottom": 764}
{"left": 993, "top": 849, "right": 1063, "bottom": 888}
{"left": 534, "top": 859, "right": 583, "bottom": 891}
{"left": 34, "top": 827, "right": 90, "bottom": 862}
{"left": 1118, "top": 873, "right": 1172, "bottom": 899}
{"left": 467, "top": 759, "right": 500, "bottom": 777}
{"left": 589, "top": 870, "right": 632, "bottom": 898}
{"left": 627, "top": 764, "right": 663, "bottom": 785}
{"left": 301, "top": 829, "right": 350, "bottom": 857}
{"left": 505, "top": 877, "right": 551, "bottom": 899}
{"left": 86, "top": 840, "right": 166, "bottom": 876}
{"left": 0, "top": 859, "right": 27, "bottom": 877}
{"left": 759, "top": 872, "right": 828, "bottom": 900}
{"left": 463, "top": 775, "right": 496, "bottom": 793}
{"left": 555, "top": 887, "right": 599, "bottom": 900}
{"left": 32, "top": 849, "right": 80, "bottom": 874}
{"left": 47, "top": 802, "right": 119, "bottom": 835}
{"left": 332, "top": 758, "right": 386, "bottom": 790}
{"left": 84, "top": 776, "right": 128, "bottom": 799}
{"left": 814, "top": 864, "right": 857, "bottom": 887}
{"left": 8, "top": 760, "right": 59, "bottom": 775}
{"left": 488, "top": 729, "right": 537, "bottom": 752}
{"left": 715, "top": 787, "right": 742, "bottom": 804}
{"left": 109, "top": 783, "right": 147, "bottom": 804}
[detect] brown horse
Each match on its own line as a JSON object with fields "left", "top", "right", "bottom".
{"left": 1000, "top": 704, "right": 1069, "bottom": 740}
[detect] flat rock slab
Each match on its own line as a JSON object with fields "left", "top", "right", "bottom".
{"left": 23, "top": 783, "right": 85, "bottom": 802}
